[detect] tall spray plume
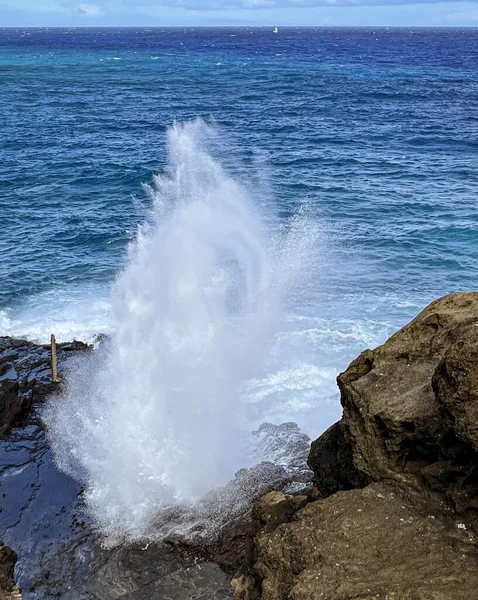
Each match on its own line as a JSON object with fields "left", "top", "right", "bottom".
{"left": 44, "top": 120, "right": 319, "bottom": 538}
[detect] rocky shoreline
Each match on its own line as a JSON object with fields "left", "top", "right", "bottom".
{"left": 233, "top": 292, "right": 478, "bottom": 600}
{"left": 0, "top": 336, "right": 310, "bottom": 599}
{"left": 1, "top": 292, "right": 478, "bottom": 599}
{"left": 0, "top": 337, "right": 91, "bottom": 436}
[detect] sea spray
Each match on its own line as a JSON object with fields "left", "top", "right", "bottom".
{"left": 45, "top": 120, "right": 320, "bottom": 538}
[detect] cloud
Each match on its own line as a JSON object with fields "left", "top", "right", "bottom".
{"left": 132, "top": 0, "right": 475, "bottom": 7}
{"left": 2, "top": 0, "right": 478, "bottom": 26}
{"left": 22, "top": 0, "right": 477, "bottom": 13}
{"left": 75, "top": 2, "right": 104, "bottom": 14}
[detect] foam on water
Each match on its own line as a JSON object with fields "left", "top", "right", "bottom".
{"left": 44, "top": 120, "right": 324, "bottom": 538}
{"left": 0, "top": 285, "right": 113, "bottom": 344}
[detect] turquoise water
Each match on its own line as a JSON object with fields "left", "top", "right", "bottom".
{"left": 1, "top": 27, "right": 478, "bottom": 434}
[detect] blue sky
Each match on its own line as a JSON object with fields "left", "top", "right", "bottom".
{"left": 1, "top": 0, "right": 478, "bottom": 26}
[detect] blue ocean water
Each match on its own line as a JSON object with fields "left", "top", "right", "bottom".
{"left": 1, "top": 27, "right": 478, "bottom": 434}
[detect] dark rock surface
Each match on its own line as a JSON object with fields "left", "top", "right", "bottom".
{"left": 0, "top": 336, "right": 312, "bottom": 600}
{"left": 234, "top": 293, "right": 478, "bottom": 600}
{"left": 0, "top": 337, "right": 90, "bottom": 436}
{"left": 0, "top": 336, "right": 236, "bottom": 600}
{"left": 0, "top": 337, "right": 94, "bottom": 599}
{"left": 308, "top": 420, "right": 367, "bottom": 497}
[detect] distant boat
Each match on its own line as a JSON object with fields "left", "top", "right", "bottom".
{"left": 273, "top": 27, "right": 278, "bottom": 34}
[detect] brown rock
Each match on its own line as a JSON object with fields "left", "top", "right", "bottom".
{"left": 432, "top": 327, "right": 478, "bottom": 452}
{"left": 0, "top": 542, "right": 22, "bottom": 599}
{"left": 252, "top": 492, "right": 307, "bottom": 533}
{"left": 235, "top": 293, "right": 478, "bottom": 600}
{"left": 332, "top": 292, "right": 478, "bottom": 509}
{"left": 308, "top": 420, "right": 368, "bottom": 498}
{"left": 234, "top": 482, "right": 478, "bottom": 600}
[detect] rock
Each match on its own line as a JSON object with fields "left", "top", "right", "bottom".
{"left": 180, "top": 460, "right": 299, "bottom": 573}
{"left": 0, "top": 379, "right": 21, "bottom": 439}
{"left": 18, "top": 459, "right": 298, "bottom": 599}
{"left": 0, "top": 542, "right": 22, "bottom": 599}
{"left": 234, "top": 482, "right": 478, "bottom": 600}
{"left": 332, "top": 292, "right": 478, "bottom": 515}
{"left": 235, "top": 293, "right": 478, "bottom": 600}
{"left": 252, "top": 492, "right": 307, "bottom": 533}
{"left": 0, "top": 339, "right": 311, "bottom": 600}
{"left": 307, "top": 420, "right": 368, "bottom": 497}
{"left": 251, "top": 423, "right": 313, "bottom": 484}
{"left": 36, "top": 539, "right": 233, "bottom": 600}
{"left": 0, "top": 337, "right": 90, "bottom": 435}
{"left": 0, "top": 333, "right": 314, "bottom": 599}
{"left": 432, "top": 328, "right": 478, "bottom": 452}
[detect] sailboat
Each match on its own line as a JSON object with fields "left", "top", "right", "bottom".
{"left": 273, "top": 27, "right": 278, "bottom": 33}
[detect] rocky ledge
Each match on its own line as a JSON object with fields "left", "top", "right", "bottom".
{"left": 0, "top": 337, "right": 90, "bottom": 437}
{"left": 233, "top": 292, "right": 478, "bottom": 600}
{"left": 0, "top": 336, "right": 310, "bottom": 599}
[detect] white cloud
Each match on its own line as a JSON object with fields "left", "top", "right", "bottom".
{"left": 2, "top": 0, "right": 478, "bottom": 26}
{"left": 137, "top": 0, "right": 475, "bottom": 7}
{"left": 76, "top": 2, "right": 104, "bottom": 15}
{"left": 3, "top": 0, "right": 476, "bottom": 16}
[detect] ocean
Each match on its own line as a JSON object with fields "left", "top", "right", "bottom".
{"left": 1, "top": 27, "right": 478, "bottom": 441}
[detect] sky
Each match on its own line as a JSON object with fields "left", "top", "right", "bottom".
{"left": 1, "top": 0, "right": 478, "bottom": 27}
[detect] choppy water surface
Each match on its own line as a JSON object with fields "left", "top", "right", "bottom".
{"left": 1, "top": 27, "right": 478, "bottom": 438}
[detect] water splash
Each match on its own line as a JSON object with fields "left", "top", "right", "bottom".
{"left": 45, "top": 120, "right": 319, "bottom": 538}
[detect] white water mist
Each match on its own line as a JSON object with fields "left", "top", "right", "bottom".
{"left": 45, "top": 120, "right": 319, "bottom": 538}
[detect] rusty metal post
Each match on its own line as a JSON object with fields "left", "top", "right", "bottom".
{"left": 51, "top": 334, "right": 61, "bottom": 383}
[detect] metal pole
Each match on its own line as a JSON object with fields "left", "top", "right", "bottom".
{"left": 51, "top": 333, "right": 61, "bottom": 383}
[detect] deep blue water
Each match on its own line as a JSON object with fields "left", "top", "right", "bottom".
{"left": 1, "top": 27, "right": 478, "bottom": 432}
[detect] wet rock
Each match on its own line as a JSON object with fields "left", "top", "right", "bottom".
{"left": 0, "top": 379, "right": 21, "bottom": 439}
{"left": 197, "top": 462, "right": 290, "bottom": 572}
{"left": 0, "top": 542, "right": 21, "bottom": 599}
{"left": 22, "top": 458, "right": 303, "bottom": 599}
{"left": 0, "top": 390, "right": 237, "bottom": 600}
{"left": 33, "top": 537, "right": 233, "bottom": 600}
{"left": 0, "top": 337, "right": 90, "bottom": 435}
{"left": 251, "top": 423, "right": 312, "bottom": 485}
{"left": 0, "top": 332, "right": 312, "bottom": 600}
{"left": 0, "top": 337, "right": 92, "bottom": 598}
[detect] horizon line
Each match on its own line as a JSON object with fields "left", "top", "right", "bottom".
{"left": 2, "top": 24, "right": 478, "bottom": 29}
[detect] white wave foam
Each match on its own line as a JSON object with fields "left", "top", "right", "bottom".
{"left": 0, "top": 285, "right": 112, "bottom": 344}
{"left": 0, "top": 310, "right": 12, "bottom": 332}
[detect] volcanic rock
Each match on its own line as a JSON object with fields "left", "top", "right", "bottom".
{"left": 234, "top": 292, "right": 478, "bottom": 600}
{"left": 0, "top": 337, "right": 90, "bottom": 435}
{"left": 0, "top": 542, "right": 21, "bottom": 600}
{"left": 233, "top": 482, "right": 478, "bottom": 600}
{"left": 0, "top": 334, "right": 312, "bottom": 599}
